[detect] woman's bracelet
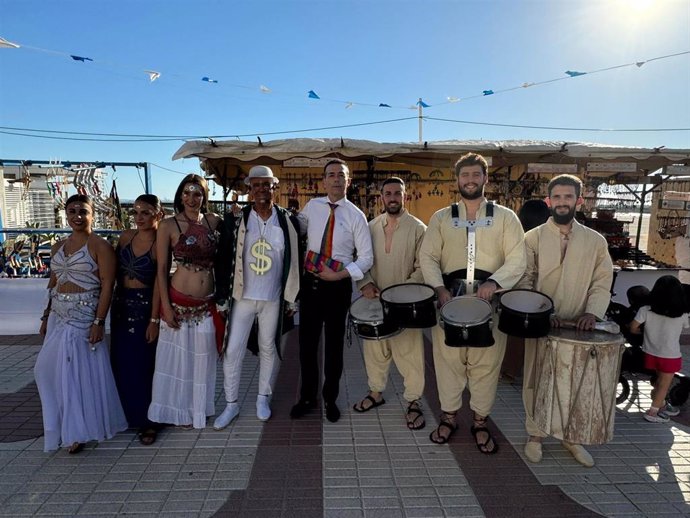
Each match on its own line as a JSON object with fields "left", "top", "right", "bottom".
{"left": 150, "top": 318, "right": 161, "bottom": 324}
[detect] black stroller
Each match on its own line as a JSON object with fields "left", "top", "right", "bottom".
{"left": 608, "top": 301, "right": 690, "bottom": 406}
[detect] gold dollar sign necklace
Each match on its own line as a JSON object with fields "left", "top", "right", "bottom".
{"left": 250, "top": 210, "right": 273, "bottom": 275}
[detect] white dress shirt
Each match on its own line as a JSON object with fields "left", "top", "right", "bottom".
{"left": 298, "top": 196, "right": 373, "bottom": 281}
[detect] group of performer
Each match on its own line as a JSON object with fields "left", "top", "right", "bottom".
{"left": 33, "top": 152, "right": 688, "bottom": 468}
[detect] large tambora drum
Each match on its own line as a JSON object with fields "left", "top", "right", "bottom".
{"left": 380, "top": 283, "right": 437, "bottom": 328}
{"left": 498, "top": 289, "right": 554, "bottom": 338}
{"left": 349, "top": 296, "right": 401, "bottom": 340}
{"left": 439, "top": 296, "right": 494, "bottom": 347}
{"left": 532, "top": 328, "right": 624, "bottom": 445}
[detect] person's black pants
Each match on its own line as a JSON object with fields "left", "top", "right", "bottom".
{"left": 298, "top": 274, "right": 352, "bottom": 404}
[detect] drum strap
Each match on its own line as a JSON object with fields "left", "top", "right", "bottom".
{"left": 451, "top": 202, "right": 494, "bottom": 295}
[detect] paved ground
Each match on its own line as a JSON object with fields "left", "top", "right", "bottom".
{"left": 1, "top": 330, "right": 689, "bottom": 517}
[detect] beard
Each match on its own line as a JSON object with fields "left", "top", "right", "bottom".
{"left": 459, "top": 185, "right": 484, "bottom": 200}
{"left": 551, "top": 206, "right": 576, "bottom": 225}
{"left": 385, "top": 203, "right": 402, "bottom": 215}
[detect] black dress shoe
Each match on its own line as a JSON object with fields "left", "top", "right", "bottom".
{"left": 290, "top": 400, "right": 316, "bottom": 418}
{"left": 325, "top": 402, "right": 341, "bottom": 423}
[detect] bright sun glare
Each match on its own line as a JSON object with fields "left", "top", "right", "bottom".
{"left": 625, "top": 0, "right": 657, "bottom": 12}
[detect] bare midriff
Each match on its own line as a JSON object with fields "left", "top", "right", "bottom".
{"left": 170, "top": 267, "right": 214, "bottom": 299}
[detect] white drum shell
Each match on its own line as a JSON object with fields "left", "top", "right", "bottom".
{"left": 532, "top": 329, "right": 624, "bottom": 445}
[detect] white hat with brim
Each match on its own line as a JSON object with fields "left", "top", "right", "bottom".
{"left": 245, "top": 165, "right": 279, "bottom": 186}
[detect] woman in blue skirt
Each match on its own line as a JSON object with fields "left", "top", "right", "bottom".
{"left": 111, "top": 194, "right": 163, "bottom": 445}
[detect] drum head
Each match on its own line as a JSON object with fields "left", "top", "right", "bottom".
{"left": 380, "top": 283, "right": 435, "bottom": 304}
{"left": 500, "top": 289, "right": 553, "bottom": 313}
{"left": 441, "top": 296, "right": 492, "bottom": 325}
{"left": 547, "top": 328, "right": 624, "bottom": 345}
{"left": 349, "top": 297, "right": 385, "bottom": 324}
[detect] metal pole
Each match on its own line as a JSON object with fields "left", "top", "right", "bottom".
{"left": 143, "top": 162, "right": 152, "bottom": 194}
{"left": 418, "top": 98, "right": 423, "bottom": 144}
{"left": 634, "top": 178, "right": 650, "bottom": 258}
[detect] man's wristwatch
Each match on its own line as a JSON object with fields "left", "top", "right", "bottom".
{"left": 93, "top": 318, "right": 105, "bottom": 326}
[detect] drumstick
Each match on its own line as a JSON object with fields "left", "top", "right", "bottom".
{"left": 558, "top": 320, "right": 621, "bottom": 334}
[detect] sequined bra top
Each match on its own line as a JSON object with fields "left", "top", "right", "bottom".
{"left": 117, "top": 233, "right": 156, "bottom": 287}
{"left": 51, "top": 240, "right": 100, "bottom": 291}
{"left": 172, "top": 214, "right": 217, "bottom": 270}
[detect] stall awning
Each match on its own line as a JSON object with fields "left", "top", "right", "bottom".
{"left": 173, "top": 138, "right": 690, "bottom": 176}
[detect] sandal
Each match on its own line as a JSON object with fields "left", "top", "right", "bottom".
{"left": 68, "top": 442, "right": 85, "bottom": 454}
{"left": 471, "top": 414, "right": 499, "bottom": 455}
{"left": 353, "top": 394, "right": 386, "bottom": 413}
{"left": 138, "top": 428, "right": 158, "bottom": 446}
{"left": 429, "top": 412, "right": 457, "bottom": 444}
{"left": 405, "top": 401, "right": 425, "bottom": 430}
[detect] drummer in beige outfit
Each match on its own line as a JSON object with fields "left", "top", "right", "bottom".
{"left": 419, "top": 153, "right": 526, "bottom": 453}
{"left": 354, "top": 177, "right": 428, "bottom": 429}
{"left": 518, "top": 174, "right": 613, "bottom": 467}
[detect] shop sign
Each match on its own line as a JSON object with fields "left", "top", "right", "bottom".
{"left": 527, "top": 163, "right": 578, "bottom": 173}
{"left": 666, "top": 165, "right": 690, "bottom": 176}
{"left": 586, "top": 162, "right": 637, "bottom": 173}
{"left": 283, "top": 158, "right": 332, "bottom": 168}
{"left": 660, "top": 199, "right": 687, "bottom": 210}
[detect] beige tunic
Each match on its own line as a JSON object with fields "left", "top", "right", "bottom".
{"left": 520, "top": 217, "right": 614, "bottom": 438}
{"left": 356, "top": 210, "right": 427, "bottom": 402}
{"left": 358, "top": 210, "right": 426, "bottom": 291}
{"left": 420, "top": 201, "right": 526, "bottom": 290}
{"left": 420, "top": 200, "right": 526, "bottom": 415}
{"left": 519, "top": 218, "right": 613, "bottom": 320}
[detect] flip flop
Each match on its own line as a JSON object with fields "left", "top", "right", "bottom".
{"left": 471, "top": 425, "right": 499, "bottom": 455}
{"left": 353, "top": 394, "right": 386, "bottom": 413}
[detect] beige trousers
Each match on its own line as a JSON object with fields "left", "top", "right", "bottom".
{"left": 362, "top": 328, "right": 425, "bottom": 402}
{"left": 522, "top": 337, "right": 548, "bottom": 437}
{"left": 432, "top": 315, "right": 507, "bottom": 416}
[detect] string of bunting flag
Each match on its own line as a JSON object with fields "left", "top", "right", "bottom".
{"left": 1, "top": 36, "right": 687, "bottom": 112}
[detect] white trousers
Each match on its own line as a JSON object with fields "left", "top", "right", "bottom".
{"left": 222, "top": 298, "right": 281, "bottom": 403}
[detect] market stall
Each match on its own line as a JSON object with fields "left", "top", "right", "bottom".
{"left": 173, "top": 138, "right": 690, "bottom": 290}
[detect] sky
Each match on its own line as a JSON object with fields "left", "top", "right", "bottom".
{"left": 0, "top": 0, "right": 689, "bottom": 202}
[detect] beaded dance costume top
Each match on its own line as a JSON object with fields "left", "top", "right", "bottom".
{"left": 51, "top": 240, "right": 100, "bottom": 291}
{"left": 172, "top": 214, "right": 218, "bottom": 271}
{"left": 118, "top": 233, "right": 156, "bottom": 287}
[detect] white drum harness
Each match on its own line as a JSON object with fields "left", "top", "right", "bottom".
{"left": 450, "top": 201, "right": 494, "bottom": 295}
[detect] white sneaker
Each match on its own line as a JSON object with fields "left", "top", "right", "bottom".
{"left": 644, "top": 410, "right": 670, "bottom": 423}
{"left": 213, "top": 403, "right": 240, "bottom": 430}
{"left": 664, "top": 403, "right": 680, "bottom": 417}
{"left": 256, "top": 395, "right": 271, "bottom": 421}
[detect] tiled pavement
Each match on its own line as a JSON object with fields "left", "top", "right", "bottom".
{"left": 0, "top": 330, "right": 689, "bottom": 517}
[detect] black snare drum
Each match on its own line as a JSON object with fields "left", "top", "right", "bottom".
{"left": 440, "top": 296, "right": 494, "bottom": 347}
{"left": 498, "top": 289, "right": 553, "bottom": 338}
{"left": 349, "top": 296, "right": 401, "bottom": 340}
{"left": 379, "top": 283, "right": 437, "bottom": 328}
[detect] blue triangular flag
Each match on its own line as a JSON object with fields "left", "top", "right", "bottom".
{"left": 565, "top": 70, "right": 586, "bottom": 77}
{"left": 379, "top": 103, "right": 391, "bottom": 108}
{"left": 70, "top": 55, "right": 93, "bottom": 62}
{"left": 417, "top": 100, "right": 430, "bottom": 108}
{"left": 202, "top": 76, "right": 218, "bottom": 83}
{"left": 308, "top": 90, "right": 320, "bottom": 99}
{"left": 482, "top": 90, "right": 494, "bottom": 96}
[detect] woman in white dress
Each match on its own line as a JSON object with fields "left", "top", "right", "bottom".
{"left": 35, "top": 194, "right": 127, "bottom": 453}
{"left": 147, "top": 174, "right": 222, "bottom": 429}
